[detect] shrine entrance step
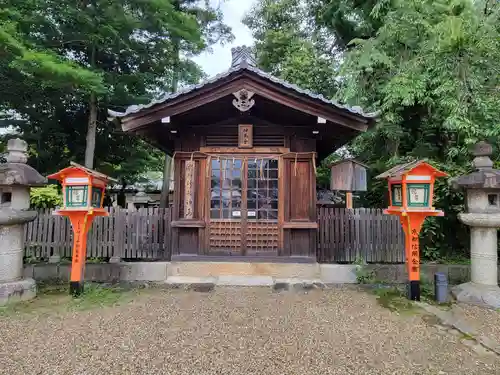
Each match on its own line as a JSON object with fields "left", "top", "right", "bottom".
{"left": 167, "top": 261, "right": 321, "bottom": 280}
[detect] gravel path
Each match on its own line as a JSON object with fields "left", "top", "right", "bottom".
{"left": 452, "top": 304, "right": 500, "bottom": 341}
{"left": 1, "top": 287, "right": 498, "bottom": 375}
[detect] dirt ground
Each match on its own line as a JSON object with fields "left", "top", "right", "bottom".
{"left": 0, "top": 285, "right": 498, "bottom": 375}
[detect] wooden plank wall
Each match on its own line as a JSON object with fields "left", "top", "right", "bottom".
{"left": 23, "top": 207, "right": 404, "bottom": 263}
{"left": 24, "top": 207, "right": 173, "bottom": 261}
{"left": 316, "top": 207, "right": 405, "bottom": 263}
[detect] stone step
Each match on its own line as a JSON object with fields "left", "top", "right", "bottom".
{"left": 24, "top": 262, "right": 360, "bottom": 285}
{"left": 164, "top": 275, "right": 325, "bottom": 290}
{"left": 167, "top": 261, "right": 321, "bottom": 280}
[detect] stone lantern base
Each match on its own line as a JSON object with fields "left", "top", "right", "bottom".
{"left": 0, "top": 138, "right": 45, "bottom": 306}
{"left": 0, "top": 278, "right": 37, "bottom": 306}
{"left": 0, "top": 210, "right": 39, "bottom": 306}
{"left": 452, "top": 282, "right": 500, "bottom": 309}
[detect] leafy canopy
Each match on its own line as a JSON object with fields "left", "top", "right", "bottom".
{"left": 0, "top": 0, "right": 232, "bottom": 186}
{"left": 246, "top": 0, "right": 500, "bottom": 259}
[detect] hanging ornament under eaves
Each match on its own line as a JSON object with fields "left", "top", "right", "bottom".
{"left": 232, "top": 89, "right": 255, "bottom": 112}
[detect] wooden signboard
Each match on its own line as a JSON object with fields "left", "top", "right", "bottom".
{"left": 183, "top": 160, "right": 195, "bottom": 219}
{"left": 238, "top": 124, "right": 253, "bottom": 148}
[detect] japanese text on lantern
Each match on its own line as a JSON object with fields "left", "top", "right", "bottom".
{"left": 410, "top": 228, "right": 420, "bottom": 276}
{"left": 74, "top": 222, "right": 82, "bottom": 263}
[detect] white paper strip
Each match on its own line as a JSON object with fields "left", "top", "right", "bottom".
{"left": 406, "top": 175, "right": 431, "bottom": 181}
{"left": 65, "top": 177, "right": 89, "bottom": 184}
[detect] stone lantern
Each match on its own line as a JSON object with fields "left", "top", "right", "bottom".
{"left": 0, "top": 138, "right": 46, "bottom": 305}
{"left": 451, "top": 141, "right": 500, "bottom": 308}
{"left": 129, "top": 187, "right": 152, "bottom": 209}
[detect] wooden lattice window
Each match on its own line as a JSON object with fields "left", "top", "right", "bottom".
{"left": 247, "top": 159, "right": 278, "bottom": 221}
{"left": 210, "top": 158, "right": 243, "bottom": 219}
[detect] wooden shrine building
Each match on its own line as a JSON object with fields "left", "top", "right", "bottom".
{"left": 109, "top": 46, "right": 376, "bottom": 261}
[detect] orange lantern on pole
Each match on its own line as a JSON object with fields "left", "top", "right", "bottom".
{"left": 376, "top": 161, "right": 447, "bottom": 300}
{"left": 48, "top": 162, "right": 115, "bottom": 296}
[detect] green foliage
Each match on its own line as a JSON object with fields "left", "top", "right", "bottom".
{"left": 419, "top": 274, "right": 434, "bottom": 300}
{"left": 244, "top": 0, "right": 339, "bottom": 99}
{"left": 316, "top": 153, "right": 341, "bottom": 189}
{"left": 0, "top": 282, "right": 132, "bottom": 316}
{"left": 354, "top": 257, "right": 377, "bottom": 284}
{"left": 0, "top": 17, "right": 104, "bottom": 93}
{"left": 1, "top": 0, "right": 233, "bottom": 182}
{"left": 339, "top": 0, "right": 500, "bottom": 259}
{"left": 246, "top": 0, "right": 500, "bottom": 260}
{"left": 72, "top": 284, "right": 127, "bottom": 309}
{"left": 30, "top": 185, "right": 62, "bottom": 209}
{"left": 373, "top": 286, "right": 416, "bottom": 313}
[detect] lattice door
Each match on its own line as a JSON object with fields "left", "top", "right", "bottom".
{"left": 208, "top": 156, "right": 279, "bottom": 254}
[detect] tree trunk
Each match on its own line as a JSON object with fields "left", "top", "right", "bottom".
{"left": 85, "top": 92, "right": 97, "bottom": 168}
{"left": 159, "top": 155, "right": 172, "bottom": 208}
{"left": 159, "top": 40, "right": 180, "bottom": 208}
{"left": 84, "top": 43, "right": 97, "bottom": 169}
{"left": 117, "top": 180, "right": 127, "bottom": 208}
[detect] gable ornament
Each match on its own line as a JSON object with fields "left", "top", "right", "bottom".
{"left": 232, "top": 89, "right": 255, "bottom": 112}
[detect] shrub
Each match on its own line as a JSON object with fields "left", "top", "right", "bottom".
{"left": 30, "top": 185, "right": 62, "bottom": 208}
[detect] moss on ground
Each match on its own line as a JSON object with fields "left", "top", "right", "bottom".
{"left": 372, "top": 286, "right": 417, "bottom": 313}
{"left": 0, "top": 282, "right": 139, "bottom": 317}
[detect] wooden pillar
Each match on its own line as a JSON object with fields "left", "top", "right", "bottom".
{"left": 346, "top": 192, "right": 353, "bottom": 209}
{"left": 171, "top": 155, "right": 207, "bottom": 258}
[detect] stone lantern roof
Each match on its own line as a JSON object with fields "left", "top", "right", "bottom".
{"left": 132, "top": 187, "right": 152, "bottom": 204}
{"left": 0, "top": 139, "right": 46, "bottom": 186}
{"left": 451, "top": 141, "right": 500, "bottom": 189}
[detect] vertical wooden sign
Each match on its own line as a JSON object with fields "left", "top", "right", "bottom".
{"left": 409, "top": 228, "right": 420, "bottom": 280}
{"left": 68, "top": 213, "right": 92, "bottom": 296}
{"left": 408, "top": 226, "right": 421, "bottom": 300}
{"left": 238, "top": 124, "right": 253, "bottom": 148}
{"left": 184, "top": 160, "right": 195, "bottom": 219}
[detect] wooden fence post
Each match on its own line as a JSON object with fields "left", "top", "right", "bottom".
{"left": 49, "top": 209, "right": 62, "bottom": 263}
{"left": 109, "top": 207, "right": 123, "bottom": 263}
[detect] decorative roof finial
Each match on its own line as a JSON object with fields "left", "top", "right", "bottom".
{"left": 472, "top": 141, "right": 493, "bottom": 171}
{"left": 231, "top": 45, "right": 256, "bottom": 69}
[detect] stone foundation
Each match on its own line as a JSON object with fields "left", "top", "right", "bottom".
{"left": 23, "top": 262, "right": 479, "bottom": 286}
{"left": 452, "top": 282, "right": 500, "bottom": 309}
{"left": 0, "top": 278, "right": 37, "bottom": 306}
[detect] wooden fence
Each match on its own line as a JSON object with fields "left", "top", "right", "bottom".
{"left": 24, "top": 208, "right": 172, "bottom": 261}
{"left": 24, "top": 207, "right": 404, "bottom": 263}
{"left": 317, "top": 208, "right": 405, "bottom": 263}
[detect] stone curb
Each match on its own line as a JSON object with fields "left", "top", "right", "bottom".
{"left": 25, "top": 262, "right": 483, "bottom": 285}
{"left": 162, "top": 276, "right": 326, "bottom": 291}
{"left": 416, "top": 302, "right": 500, "bottom": 356}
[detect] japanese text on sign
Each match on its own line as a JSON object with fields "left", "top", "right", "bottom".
{"left": 409, "top": 229, "right": 420, "bottom": 279}
{"left": 74, "top": 222, "right": 82, "bottom": 263}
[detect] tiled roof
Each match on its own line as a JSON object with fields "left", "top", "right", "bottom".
{"left": 108, "top": 46, "right": 378, "bottom": 120}
{"left": 375, "top": 161, "right": 423, "bottom": 179}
